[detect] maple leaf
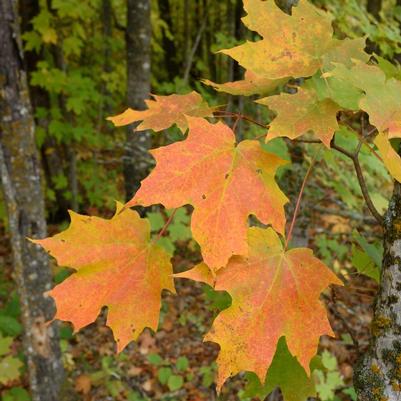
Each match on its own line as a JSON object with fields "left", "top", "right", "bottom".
{"left": 258, "top": 88, "right": 340, "bottom": 147}
{"left": 243, "top": 338, "right": 318, "bottom": 401}
{"left": 191, "top": 227, "right": 340, "bottom": 388}
{"left": 374, "top": 132, "right": 401, "bottom": 183}
{"left": 220, "top": 0, "right": 335, "bottom": 80}
{"left": 203, "top": 71, "right": 286, "bottom": 96}
{"left": 32, "top": 203, "right": 175, "bottom": 351}
{"left": 327, "top": 62, "right": 401, "bottom": 137}
{"left": 174, "top": 262, "right": 215, "bottom": 287}
{"left": 321, "top": 38, "right": 369, "bottom": 70}
{"left": 304, "top": 38, "right": 369, "bottom": 110}
{"left": 107, "top": 91, "right": 213, "bottom": 133}
{"left": 128, "top": 117, "right": 288, "bottom": 271}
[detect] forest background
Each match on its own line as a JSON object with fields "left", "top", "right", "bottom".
{"left": 1, "top": 0, "right": 401, "bottom": 400}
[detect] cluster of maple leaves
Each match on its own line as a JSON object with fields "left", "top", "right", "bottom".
{"left": 34, "top": 0, "right": 401, "bottom": 397}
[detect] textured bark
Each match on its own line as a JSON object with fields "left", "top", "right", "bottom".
{"left": 123, "top": 0, "right": 152, "bottom": 200}
{"left": 354, "top": 180, "right": 401, "bottom": 400}
{"left": 0, "top": 0, "right": 64, "bottom": 400}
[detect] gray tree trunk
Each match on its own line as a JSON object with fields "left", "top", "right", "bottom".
{"left": 354, "top": 179, "right": 401, "bottom": 400}
{"left": 0, "top": 0, "right": 64, "bottom": 400}
{"left": 124, "top": 0, "right": 152, "bottom": 200}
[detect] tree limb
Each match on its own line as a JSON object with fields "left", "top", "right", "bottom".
{"left": 331, "top": 140, "right": 383, "bottom": 224}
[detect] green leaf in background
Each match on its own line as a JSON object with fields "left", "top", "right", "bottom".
{"left": 147, "top": 353, "right": 164, "bottom": 366}
{"left": 203, "top": 285, "right": 231, "bottom": 311}
{"left": 314, "top": 350, "right": 344, "bottom": 401}
{"left": 147, "top": 211, "right": 165, "bottom": 232}
{"left": 0, "top": 315, "right": 23, "bottom": 337}
{"left": 0, "top": 355, "right": 23, "bottom": 385}
{"left": 167, "top": 374, "right": 183, "bottom": 391}
{"left": 0, "top": 335, "right": 13, "bottom": 356}
{"left": 353, "top": 230, "right": 383, "bottom": 267}
{"left": 175, "top": 356, "right": 189, "bottom": 371}
{"left": 158, "top": 367, "right": 172, "bottom": 385}
{"left": 2, "top": 387, "right": 31, "bottom": 401}
{"left": 315, "top": 370, "right": 344, "bottom": 401}
{"left": 343, "top": 387, "right": 358, "bottom": 400}
{"left": 351, "top": 246, "right": 380, "bottom": 283}
{"left": 155, "top": 237, "right": 175, "bottom": 255}
{"left": 321, "top": 350, "right": 338, "bottom": 371}
{"left": 351, "top": 230, "right": 382, "bottom": 282}
{"left": 199, "top": 364, "right": 216, "bottom": 388}
{"left": 243, "top": 337, "right": 316, "bottom": 401}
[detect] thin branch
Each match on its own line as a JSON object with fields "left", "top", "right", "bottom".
{"left": 213, "top": 111, "right": 268, "bottom": 129}
{"left": 331, "top": 140, "right": 383, "bottom": 224}
{"left": 285, "top": 146, "right": 322, "bottom": 250}
{"left": 183, "top": 13, "right": 208, "bottom": 83}
{"left": 154, "top": 209, "right": 177, "bottom": 242}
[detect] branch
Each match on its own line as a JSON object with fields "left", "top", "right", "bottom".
{"left": 285, "top": 146, "right": 322, "bottom": 249}
{"left": 154, "top": 209, "right": 177, "bottom": 242}
{"left": 331, "top": 140, "right": 383, "bottom": 224}
{"left": 183, "top": 13, "right": 208, "bottom": 83}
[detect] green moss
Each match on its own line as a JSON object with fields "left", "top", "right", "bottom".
{"left": 354, "top": 356, "right": 386, "bottom": 401}
{"left": 372, "top": 315, "right": 393, "bottom": 337}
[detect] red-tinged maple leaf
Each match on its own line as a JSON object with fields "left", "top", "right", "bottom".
{"left": 258, "top": 87, "right": 340, "bottom": 147}
{"left": 202, "top": 71, "right": 286, "bottom": 96}
{"left": 178, "top": 227, "right": 341, "bottom": 389}
{"left": 220, "top": 0, "right": 335, "bottom": 80}
{"left": 107, "top": 91, "right": 213, "bottom": 133}
{"left": 128, "top": 117, "right": 288, "bottom": 271}
{"left": 31, "top": 203, "right": 175, "bottom": 352}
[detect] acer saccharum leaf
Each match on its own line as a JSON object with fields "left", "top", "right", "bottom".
{"left": 34, "top": 0, "right": 401, "bottom": 398}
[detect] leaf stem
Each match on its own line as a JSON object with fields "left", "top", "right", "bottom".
{"left": 285, "top": 146, "right": 322, "bottom": 250}
{"left": 154, "top": 208, "right": 177, "bottom": 242}
{"left": 213, "top": 110, "right": 268, "bottom": 129}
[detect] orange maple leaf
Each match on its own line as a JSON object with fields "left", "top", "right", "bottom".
{"left": 220, "top": 0, "right": 335, "bottom": 80}
{"left": 203, "top": 71, "right": 286, "bottom": 96}
{"left": 128, "top": 117, "right": 288, "bottom": 271}
{"left": 107, "top": 91, "right": 213, "bottom": 133}
{"left": 32, "top": 203, "right": 175, "bottom": 352}
{"left": 181, "top": 227, "right": 341, "bottom": 389}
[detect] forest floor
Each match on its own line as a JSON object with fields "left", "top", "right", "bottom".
{"left": 0, "top": 223, "right": 377, "bottom": 401}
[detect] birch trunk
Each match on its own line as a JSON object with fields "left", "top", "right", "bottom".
{"left": 0, "top": 0, "right": 64, "bottom": 399}
{"left": 354, "top": 179, "right": 401, "bottom": 400}
{"left": 123, "top": 0, "right": 152, "bottom": 200}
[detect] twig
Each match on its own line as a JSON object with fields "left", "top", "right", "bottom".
{"left": 154, "top": 209, "right": 177, "bottom": 242}
{"left": 331, "top": 140, "right": 383, "bottom": 224}
{"left": 183, "top": 13, "right": 208, "bottom": 83}
{"left": 285, "top": 146, "right": 322, "bottom": 250}
{"left": 213, "top": 110, "right": 268, "bottom": 129}
{"left": 232, "top": 114, "right": 241, "bottom": 134}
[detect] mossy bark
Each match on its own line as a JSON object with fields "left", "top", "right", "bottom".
{"left": 354, "top": 181, "right": 401, "bottom": 400}
{"left": 0, "top": 0, "right": 64, "bottom": 399}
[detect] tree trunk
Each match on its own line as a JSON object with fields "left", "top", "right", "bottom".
{"left": 354, "top": 179, "right": 401, "bottom": 400}
{"left": 123, "top": 0, "right": 152, "bottom": 200}
{"left": 0, "top": 1, "right": 64, "bottom": 400}
{"left": 367, "top": 0, "right": 382, "bottom": 20}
